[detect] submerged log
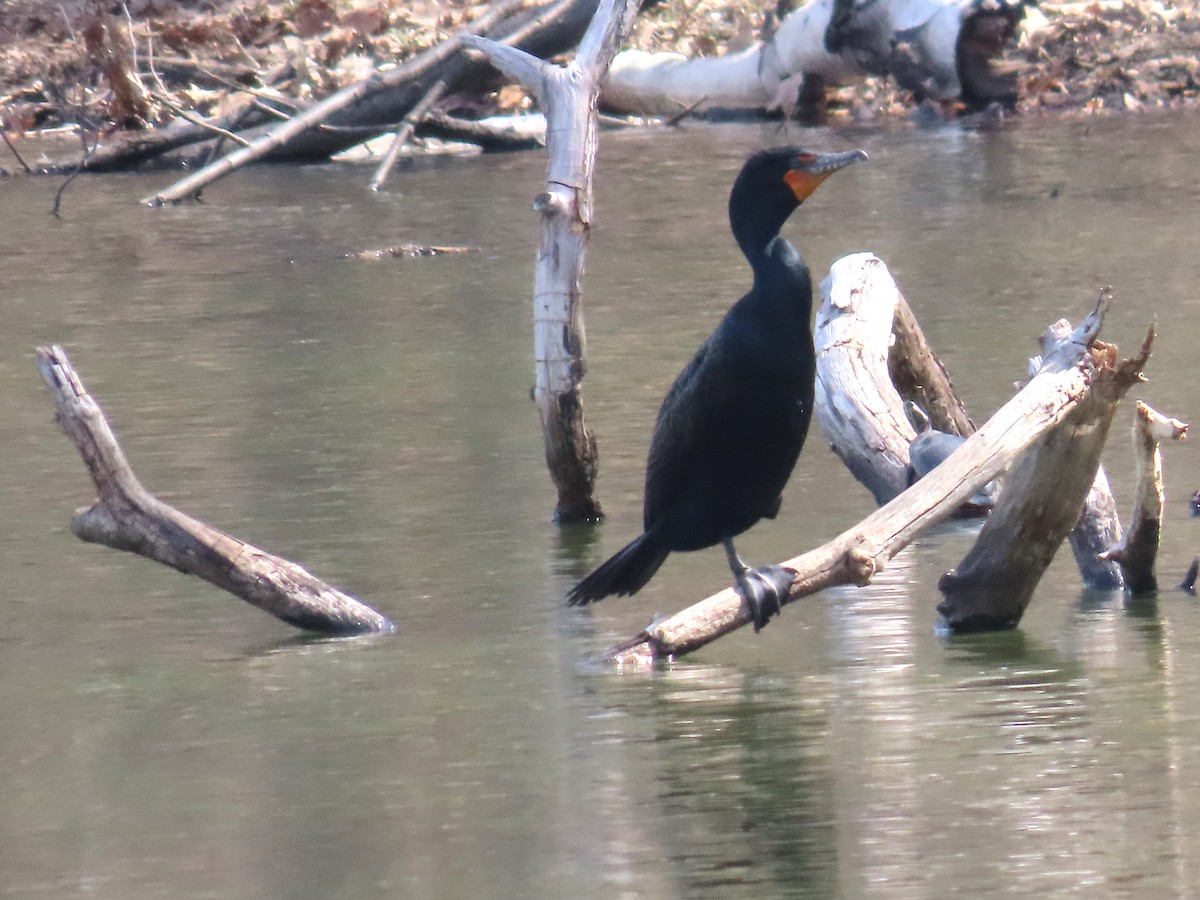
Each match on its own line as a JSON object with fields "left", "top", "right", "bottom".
{"left": 37, "top": 345, "right": 395, "bottom": 636}
{"left": 601, "top": 0, "right": 1026, "bottom": 116}
{"left": 463, "top": 0, "right": 639, "bottom": 522}
{"left": 601, "top": 267, "right": 1146, "bottom": 666}
{"left": 1098, "top": 401, "right": 1188, "bottom": 595}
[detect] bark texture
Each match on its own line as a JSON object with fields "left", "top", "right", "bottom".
{"left": 1099, "top": 400, "right": 1188, "bottom": 594}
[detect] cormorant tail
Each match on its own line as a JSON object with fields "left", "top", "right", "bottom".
{"left": 566, "top": 533, "right": 671, "bottom": 606}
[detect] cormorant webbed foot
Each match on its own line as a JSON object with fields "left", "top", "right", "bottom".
{"left": 724, "top": 539, "right": 795, "bottom": 632}
{"left": 734, "top": 565, "right": 795, "bottom": 632}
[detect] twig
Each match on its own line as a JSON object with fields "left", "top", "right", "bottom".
{"left": 251, "top": 98, "right": 293, "bottom": 121}
{"left": 51, "top": 128, "right": 98, "bottom": 218}
{"left": 664, "top": 94, "right": 709, "bottom": 126}
{"left": 369, "top": 79, "right": 447, "bottom": 191}
{"left": 150, "top": 91, "right": 252, "bottom": 146}
{"left": 1, "top": 131, "right": 33, "bottom": 174}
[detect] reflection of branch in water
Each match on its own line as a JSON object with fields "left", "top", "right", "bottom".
{"left": 647, "top": 668, "right": 838, "bottom": 893}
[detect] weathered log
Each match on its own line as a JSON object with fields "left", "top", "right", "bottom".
{"left": 602, "top": 277, "right": 1143, "bottom": 666}
{"left": 1026, "top": 313, "right": 1126, "bottom": 589}
{"left": 464, "top": 0, "right": 639, "bottom": 521}
{"left": 888, "top": 288, "right": 973, "bottom": 437}
{"left": 600, "top": 0, "right": 1025, "bottom": 117}
{"left": 937, "top": 316, "right": 1152, "bottom": 630}
{"left": 37, "top": 345, "right": 395, "bottom": 636}
{"left": 1098, "top": 401, "right": 1188, "bottom": 595}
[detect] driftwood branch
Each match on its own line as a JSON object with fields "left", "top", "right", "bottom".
{"left": 138, "top": 0, "right": 525, "bottom": 204}
{"left": 602, "top": 263, "right": 1147, "bottom": 666}
{"left": 37, "top": 345, "right": 395, "bottom": 636}
{"left": 464, "top": 0, "right": 638, "bottom": 521}
{"left": 1098, "top": 400, "right": 1189, "bottom": 594}
{"left": 938, "top": 322, "right": 1152, "bottom": 629}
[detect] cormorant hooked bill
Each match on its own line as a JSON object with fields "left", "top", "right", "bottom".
{"left": 567, "top": 146, "right": 867, "bottom": 631}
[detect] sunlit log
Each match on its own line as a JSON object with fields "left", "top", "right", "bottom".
{"left": 36, "top": 345, "right": 395, "bottom": 636}
{"left": 1098, "top": 401, "right": 1188, "bottom": 595}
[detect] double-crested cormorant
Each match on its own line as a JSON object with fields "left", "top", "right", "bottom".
{"left": 567, "top": 146, "right": 867, "bottom": 630}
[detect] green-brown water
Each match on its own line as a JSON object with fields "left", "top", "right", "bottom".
{"left": 2, "top": 114, "right": 1200, "bottom": 897}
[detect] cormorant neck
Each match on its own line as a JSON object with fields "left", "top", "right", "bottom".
{"left": 729, "top": 191, "right": 801, "bottom": 267}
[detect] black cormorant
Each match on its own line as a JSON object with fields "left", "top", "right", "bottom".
{"left": 566, "top": 146, "right": 867, "bottom": 630}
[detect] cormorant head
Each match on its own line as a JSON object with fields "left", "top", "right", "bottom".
{"left": 729, "top": 146, "right": 867, "bottom": 259}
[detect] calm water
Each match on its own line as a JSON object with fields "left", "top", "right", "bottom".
{"left": 3, "top": 113, "right": 1200, "bottom": 898}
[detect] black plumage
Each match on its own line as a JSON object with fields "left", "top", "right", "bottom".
{"left": 567, "top": 146, "right": 866, "bottom": 630}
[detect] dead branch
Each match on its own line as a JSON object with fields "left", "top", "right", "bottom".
{"left": 1098, "top": 401, "right": 1189, "bottom": 594}
{"left": 369, "top": 79, "right": 448, "bottom": 191}
{"left": 938, "top": 324, "right": 1152, "bottom": 629}
{"left": 139, "top": 0, "right": 529, "bottom": 203}
{"left": 37, "top": 345, "right": 395, "bottom": 636}
{"left": 134, "top": 0, "right": 599, "bottom": 199}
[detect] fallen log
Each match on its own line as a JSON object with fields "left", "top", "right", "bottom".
{"left": 601, "top": 0, "right": 1027, "bottom": 116}
{"left": 463, "top": 0, "right": 639, "bottom": 522}
{"left": 600, "top": 266, "right": 1147, "bottom": 666}
{"left": 37, "top": 345, "right": 395, "bottom": 636}
{"left": 1098, "top": 401, "right": 1188, "bottom": 595}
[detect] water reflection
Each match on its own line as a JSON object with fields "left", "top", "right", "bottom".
{"left": 588, "top": 665, "right": 837, "bottom": 898}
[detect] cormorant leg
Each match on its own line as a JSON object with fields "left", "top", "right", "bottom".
{"left": 722, "top": 539, "right": 795, "bottom": 632}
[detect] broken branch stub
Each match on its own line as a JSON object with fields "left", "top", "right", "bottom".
{"left": 1098, "top": 400, "right": 1188, "bottom": 595}
{"left": 37, "top": 345, "right": 395, "bottom": 636}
